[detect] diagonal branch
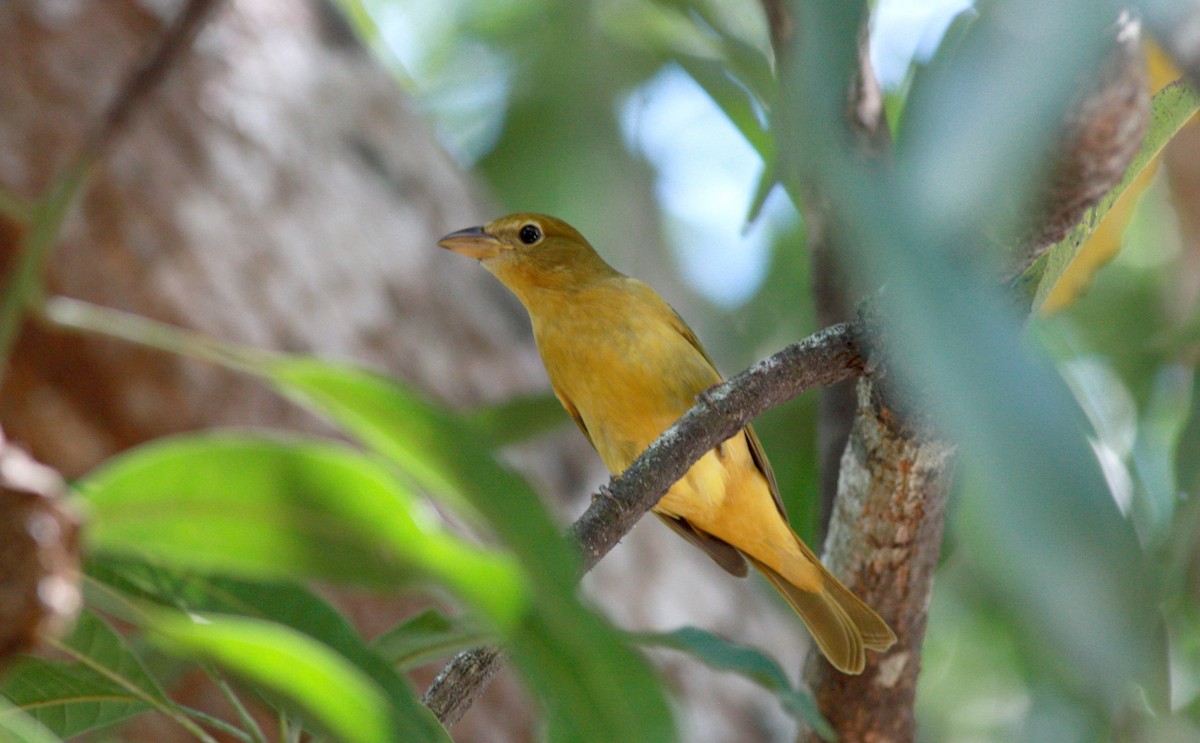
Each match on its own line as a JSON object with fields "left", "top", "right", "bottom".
{"left": 422, "top": 320, "right": 871, "bottom": 726}
{"left": 81, "top": 0, "right": 224, "bottom": 162}
{"left": 0, "top": 0, "right": 224, "bottom": 385}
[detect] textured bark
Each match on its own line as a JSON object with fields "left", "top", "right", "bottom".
{"left": 760, "top": 4, "right": 1153, "bottom": 740}
{"left": 799, "top": 379, "right": 954, "bottom": 743}
{"left": 0, "top": 0, "right": 545, "bottom": 474}
{"left": 760, "top": 4, "right": 960, "bottom": 741}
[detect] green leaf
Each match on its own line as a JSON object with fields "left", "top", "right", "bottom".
{"left": 78, "top": 433, "right": 527, "bottom": 628}
{"left": 1, "top": 610, "right": 162, "bottom": 738}
{"left": 1131, "top": 366, "right": 1193, "bottom": 544}
{"left": 1027, "top": 82, "right": 1200, "bottom": 312}
{"left": 371, "top": 609, "right": 494, "bottom": 672}
{"left": 85, "top": 559, "right": 450, "bottom": 743}
{"left": 263, "top": 358, "right": 676, "bottom": 743}
{"left": 632, "top": 627, "right": 834, "bottom": 740}
{"left": 465, "top": 393, "right": 570, "bottom": 446}
{"left": 263, "top": 359, "right": 575, "bottom": 583}
{"left": 777, "top": 0, "right": 1172, "bottom": 713}
{"left": 149, "top": 611, "right": 394, "bottom": 743}
{"left": 0, "top": 699, "right": 63, "bottom": 743}
{"left": 676, "top": 54, "right": 773, "bottom": 161}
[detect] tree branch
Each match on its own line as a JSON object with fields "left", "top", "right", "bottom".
{"left": 0, "top": 0, "right": 223, "bottom": 386}
{"left": 763, "top": 3, "right": 960, "bottom": 740}
{"left": 422, "top": 320, "right": 870, "bottom": 726}
{"left": 81, "top": 0, "right": 224, "bottom": 162}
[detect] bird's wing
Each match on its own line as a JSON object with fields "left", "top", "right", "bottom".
{"left": 665, "top": 304, "right": 791, "bottom": 525}
{"left": 554, "top": 390, "right": 595, "bottom": 448}
{"left": 743, "top": 423, "right": 790, "bottom": 524}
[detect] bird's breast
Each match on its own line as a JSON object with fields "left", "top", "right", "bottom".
{"left": 529, "top": 288, "right": 718, "bottom": 473}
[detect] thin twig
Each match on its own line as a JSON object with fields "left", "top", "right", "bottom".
{"left": 0, "top": 0, "right": 222, "bottom": 387}
{"left": 421, "top": 320, "right": 870, "bottom": 726}
{"left": 80, "top": 0, "right": 224, "bottom": 162}
{"left": 46, "top": 637, "right": 223, "bottom": 743}
{"left": 209, "top": 667, "right": 269, "bottom": 743}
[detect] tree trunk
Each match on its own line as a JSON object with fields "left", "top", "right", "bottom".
{"left": 799, "top": 378, "right": 954, "bottom": 742}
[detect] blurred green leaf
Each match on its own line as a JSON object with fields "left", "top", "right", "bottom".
{"left": 597, "top": 0, "right": 724, "bottom": 61}
{"left": 632, "top": 627, "right": 833, "bottom": 740}
{"left": 0, "top": 610, "right": 161, "bottom": 738}
{"left": 780, "top": 0, "right": 1169, "bottom": 714}
{"left": 78, "top": 433, "right": 527, "bottom": 628}
{"left": 332, "top": 0, "right": 381, "bottom": 46}
{"left": 0, "top": 699, "right": 62, "bottom": 743}
{"left": 743, "top": 166, "right": 779, "bottom": 227}
{"left": 677, "top": 55, "right": 773, "bottom": 160}
{"left": 1027, "top": 82, "right": 1200, "bottom": 311}
{"left": 85, "top": 558, "right": 449, "bottom": 742}
{"left": 264, "top": 358, "right": 675, "bottom": 743}
{"left": 653, "top": 0, "right": 775, "bottom": 99}
{"left": 149, "top": 611, "right": 394, "bottom": 743}
{"left": 465, "top": 392, "right": 569, "bottom": 446}
{"left": 1131, "top": 365, "right": 1193, "bottom": 544}
{"left": 371, "top": 609, "right": 493, "bottom": 672}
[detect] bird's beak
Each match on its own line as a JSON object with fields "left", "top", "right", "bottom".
{"left": 437, "top": 226, "right": 510, "bottom": 260}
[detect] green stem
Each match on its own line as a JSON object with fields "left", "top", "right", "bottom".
{"left": 280, "top": 710, "right": 305, "bottom": 743}
{"left": 47, "top": 635, "right": 222, "bottom": 743}
{"left": 209, "top": 668, "right": 269, "bottom": 743}
{"left": 40, "top": 295, "right": 272, "bottom": 373}
{"left": 0, "top": 159, "right": 93, "bottom": 387}
{"left": 177, "top": 705, "right": 257, "bottom": 743}
{"left": 79, "top": 581, "right": 261, "bottom": 743}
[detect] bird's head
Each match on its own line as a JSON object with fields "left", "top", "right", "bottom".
{"left": 438, "top": 213, "right": 618, "bottom": 293}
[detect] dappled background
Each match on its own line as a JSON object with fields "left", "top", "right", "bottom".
{"left": 1, "top": 0, "right": 1199, "bottom": 741}
{"left": 346, "top": 0, "right": 1200, "bottom": 739}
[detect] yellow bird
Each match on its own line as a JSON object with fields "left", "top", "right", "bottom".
{"left": 439, "top": 213, "right": 895, "bottom": 673}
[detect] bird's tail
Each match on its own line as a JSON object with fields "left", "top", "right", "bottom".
{"left": 746, "top": 550, "right": 895, "bottom": 674}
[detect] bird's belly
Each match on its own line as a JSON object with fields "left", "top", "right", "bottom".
{"left": 656, "top": 435, "right": 822, "bottom": 591}
{"left": 655, "top": 449, "right": 728, "bottom": 524}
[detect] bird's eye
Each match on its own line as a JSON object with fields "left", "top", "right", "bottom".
{"left": 518, "top": 224, "right": 542, "bottom": 245}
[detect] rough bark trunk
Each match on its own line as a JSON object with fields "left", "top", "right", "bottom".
{"left": 799, "top": 379, "right": 954, "bottom": 743}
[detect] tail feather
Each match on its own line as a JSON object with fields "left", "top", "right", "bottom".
{"left": 747, "top": 554, "right": 895, "bottom": 674}
{"left": 821, "top": 569, "right": 896, "bottom": 651}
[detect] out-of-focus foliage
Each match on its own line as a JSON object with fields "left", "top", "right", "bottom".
{"left": 341, "top": 0, "right": 1200, "bottom": 739}
{"left": 3, "top": 0, "right": 1200, "bottom": 740}
{"left": 1028, "top": 81, "right": 1199, "bottom": 314}
{"left": 630, "top": 627, "right": 833, "bottom": 738}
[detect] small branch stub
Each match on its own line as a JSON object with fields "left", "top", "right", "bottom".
{"left": 0, "top": 429, "right": 82, "bottom": 667}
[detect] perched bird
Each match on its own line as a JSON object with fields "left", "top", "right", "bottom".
{"left": 439, "top": 213, "right": 895, "bottom": 673}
